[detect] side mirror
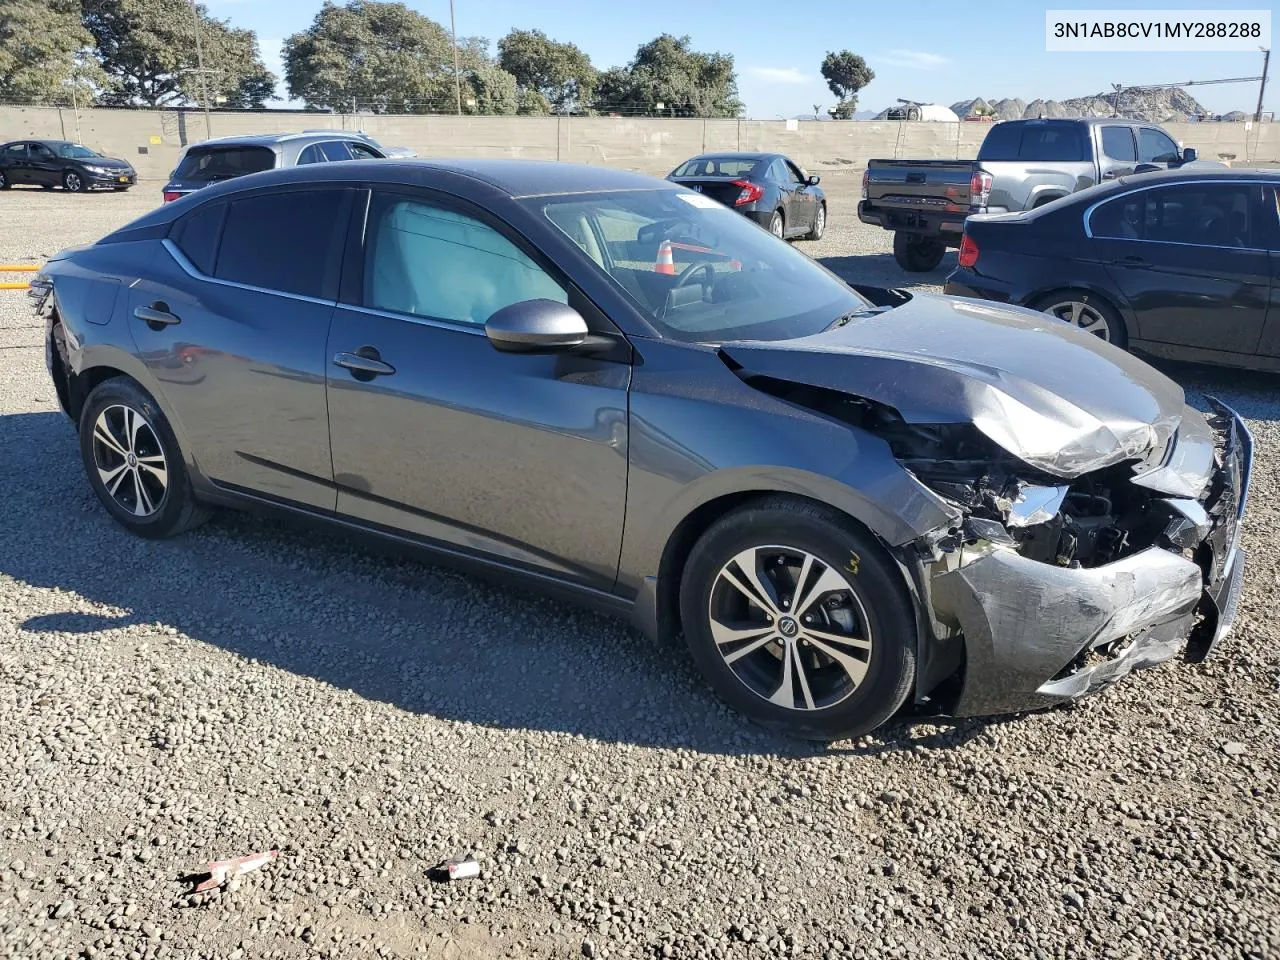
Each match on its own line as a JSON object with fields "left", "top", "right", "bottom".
{"left": 807, "top": 174, "right": 821, "bottom": 186}
{"left": 1180, "top": 146, "right": 1198, "bottom": 163}
{"left": 485, "top": 299, "right": 589, "bottom": 353}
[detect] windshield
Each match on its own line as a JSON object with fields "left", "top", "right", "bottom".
{"left": 175, "top": 145, "right": 275, "bottom": 182}
{"left": 56, "top": 143, "right": 100, "bottom": 159}
{"left": 538, "top": 190, "right": 867, "bottom": 343}
{"left": 671, "top": 157, "right": 759, "bottom": 178}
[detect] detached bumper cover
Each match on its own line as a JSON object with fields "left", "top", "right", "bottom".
{"left": 932, "top": 401, "right": 1252, "bottom": 717}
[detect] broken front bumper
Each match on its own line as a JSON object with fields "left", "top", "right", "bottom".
{"left": 930, "top": 400, "right": 1252, "bottom": 718}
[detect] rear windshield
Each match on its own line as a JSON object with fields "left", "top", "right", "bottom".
{"left": 671, "top": 157, "right": 759, "bottom": 178}
{"left": 175, "top": 145, "right": 275, "bottom": 182}
{"left": 978, "top": 122, "right": 1086, "bottom": 162}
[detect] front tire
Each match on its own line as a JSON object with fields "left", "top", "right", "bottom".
{"left": 804, "top": 203, "right": 826, "bottom": 241}
{"left": 892, "top": 232, "right": 946, "bottom": 272}
{"left": 62, "top": 170, "right": 84, "bottom": 193}
{"left": 78, "top": 377, "right": 209, "bottom": 538}
{"left": 679, "top": 497, "right": 917, "bottom": 741}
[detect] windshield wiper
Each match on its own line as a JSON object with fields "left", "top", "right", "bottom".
{"left": 828, "top": 306, "right": 891, "bottom": 329}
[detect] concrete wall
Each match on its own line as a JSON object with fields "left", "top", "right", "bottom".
{"left": 0, "top": 105, "right": 1275, "bottom": 182}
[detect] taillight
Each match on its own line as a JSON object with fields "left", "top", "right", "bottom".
{"left": 861, "top": 169, "right": 870, "bottom": 199}
{"left": 958, "top": 233, "right": 979, "bottom": 268}
{"left": 731, "top": 179, "right": 764, "bottom": 206}
{"left": 162, "top": 191, "right": 182, "bottom": 203}
{"left": 969, "top": 171, "right": 992, "bottom": 208}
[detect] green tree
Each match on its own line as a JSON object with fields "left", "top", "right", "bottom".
{"left": 284, "top": 1, "right": 520, "bottom": 115}
{"left": 820, "top": 50, "right": 873, "bottom": 119}
{"left": 595, "top": 34, "right": 741, "bottom": 118}
{"left": 0, "top": 0, "right": 106, "bottom": 105}
{"left": 496, "top": 28, "right": 595, "bottom": 114}
{"left": 84, "top": 0, "right": 275, "bottom": 108}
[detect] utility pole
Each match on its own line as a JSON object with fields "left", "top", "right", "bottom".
{"left": 449, "top": 0, "right": 462, "bottom": 115}
{"left": 1256, "top": 47, "right": 1270, "bottom": 124}
{"left": 189, "top": 0, "right": 213, "bottom": 137}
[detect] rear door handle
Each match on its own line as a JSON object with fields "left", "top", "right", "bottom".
{"left": 1123, "top": 254, "right": 1145, "bottom": 264}
{"left": 333, "top": 348, "right": 396, "bottom": 379}
{"left": 134, "top": 303, "right": 180, "bottom": 328}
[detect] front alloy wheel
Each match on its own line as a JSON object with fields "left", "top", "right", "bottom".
{"left": 63, "top": 171, "right": 83, "bottom": 192}
{"left": 680, "top": 498, "right": 917, "bottom": 740}
{"left": 708, "top": 545, "right": 872, "bottom": 711}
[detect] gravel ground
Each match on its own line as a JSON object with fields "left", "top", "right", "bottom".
{"left": 1, "top": 181, "right": 1278, "bottom": 960}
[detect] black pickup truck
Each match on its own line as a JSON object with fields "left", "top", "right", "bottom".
{"left": 858, "top": 117, "right": 1212, "bottom": 271}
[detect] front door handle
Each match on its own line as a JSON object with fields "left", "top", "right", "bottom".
{"left": 334, "top": 347, "right": 396, "bottom": 380}
{"left": 134, "top": 303, "right": 180, "bottom": 329}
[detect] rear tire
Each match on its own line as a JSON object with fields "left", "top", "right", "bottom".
{"left": 78, "top": 377, "right": 209, "bottom": 538}
{"left": 1030, "top": 290, "right": 1127, "bottom": 347}
{"left": 0, "top": 170, "right": 9, "bottom": 190}
{"left": 767, "top": 210, "right": 785, "bottom": 239}
{"left": 892, "top": 232, "right": 945, "bottom": 272}
{"left": 679, "top": 497, "right": 917, "bottom": 741}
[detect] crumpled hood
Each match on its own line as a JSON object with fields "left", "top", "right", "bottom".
{"left": 721, "top": 293, "right": 1186, "bottom": 478}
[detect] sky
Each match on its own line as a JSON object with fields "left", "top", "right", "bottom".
{"left": 205, "top": 0, "right": 1272, "bottom": 117}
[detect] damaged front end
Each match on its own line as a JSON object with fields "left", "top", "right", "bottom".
{"left": 890, "top": 398, "right": 1252, "bottom": 717}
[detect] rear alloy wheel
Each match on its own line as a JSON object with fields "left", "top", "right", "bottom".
{"left": 680, "top": 498, "right": 916, "bottom": 740}
{"left": 892, "top": 232, "right": 945, "bottom": 272}
{"left": 768, "top": 210, "right": 785, "bottom": 238}
{"left": 62, "top": 171, "right": 84, "bottom": 193}
{"left": 0, "top": 170, "right": 8, "bottom": 190}
{"left": 1034, "top": 292, "right": 1126, "bottom": 346}
{"left": 78, "top": 377, "right": 208, "bottom": 538}
{"left": 804, "top": 203, "right": 826, "bottom": 241}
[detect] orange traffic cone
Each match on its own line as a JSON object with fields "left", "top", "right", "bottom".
{"left": 654, "top": 240, "right": 676, "bottom": 275}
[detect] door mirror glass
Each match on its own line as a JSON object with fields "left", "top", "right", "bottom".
{"left": 1180, "top": 146, "right": 1198, "bottom": 163}
{"left": 485, "top": 299, "right": 589, "bottom": 353}
{"left": 807, "top": 174, "right": 821, "bottom": 186}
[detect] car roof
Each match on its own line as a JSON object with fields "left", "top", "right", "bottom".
{"left": 185, "top": 131, "right": 355, "bottom": 149}
{"left": 199, "top": 158, "right": 671, "bottom": 197}
{"left": 1104, "top": 167, "right": 1280, "bottom": 190}
{"left": 682, "top": 152, "right": 777, "bottom": 161}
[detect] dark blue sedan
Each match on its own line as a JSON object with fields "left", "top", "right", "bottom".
{"left": 667, "top": 152, "right": 826, "bottom": 241}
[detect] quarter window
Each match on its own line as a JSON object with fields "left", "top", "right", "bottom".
{"left": 214, "top": 189, "right": 349, "bottom": 298}
{"left": 3, "top": 143, "right": 26, "bottom": 157}
{"left": 348, "top": 142, "right": 382, "bottom": 160}
{"left": 1090, "top": 183, "right": 1256, "bottom": 248}
{"left": 172, "top": 202, "right": 226, "bottom": 275}
{"left": 364, "top": 193, "right": 567, "bottom": 325}
{"left": 1099, "top": 127, "right": 1136, "bottom": 162}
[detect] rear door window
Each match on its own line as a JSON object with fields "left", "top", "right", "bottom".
{"left": 3, "top": 143, "right": 27, "bottom": 158}
{"left": 213, "top": 189, "right": 350, "bottom": 299}
{"left": 296, "top": 144, "right": 325, "bottom": 165}
{"left": 1090, "top": 183, "right": 1258, "bottom": 248}
{"left": 318, "top": 141, "right": 352, "bottom": 162}
{"left": 175, "top": 146, "right": 276, "bottom": 182}
{"left": 1099, "top": 126, "right": 1137, "bottom": 162}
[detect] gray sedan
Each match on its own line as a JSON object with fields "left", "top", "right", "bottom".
{"left": 34, "top": 160, "right": 1251, "bottom": 740}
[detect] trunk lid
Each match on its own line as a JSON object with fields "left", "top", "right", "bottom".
{"left": 864, "top": 159, "right": 977, "bottom": 211}
{"left": 667, "top": 177, "right": 752, "bottom": 207}
{"left": 721, "top": 293, "right": 1185, "bottom": 478}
